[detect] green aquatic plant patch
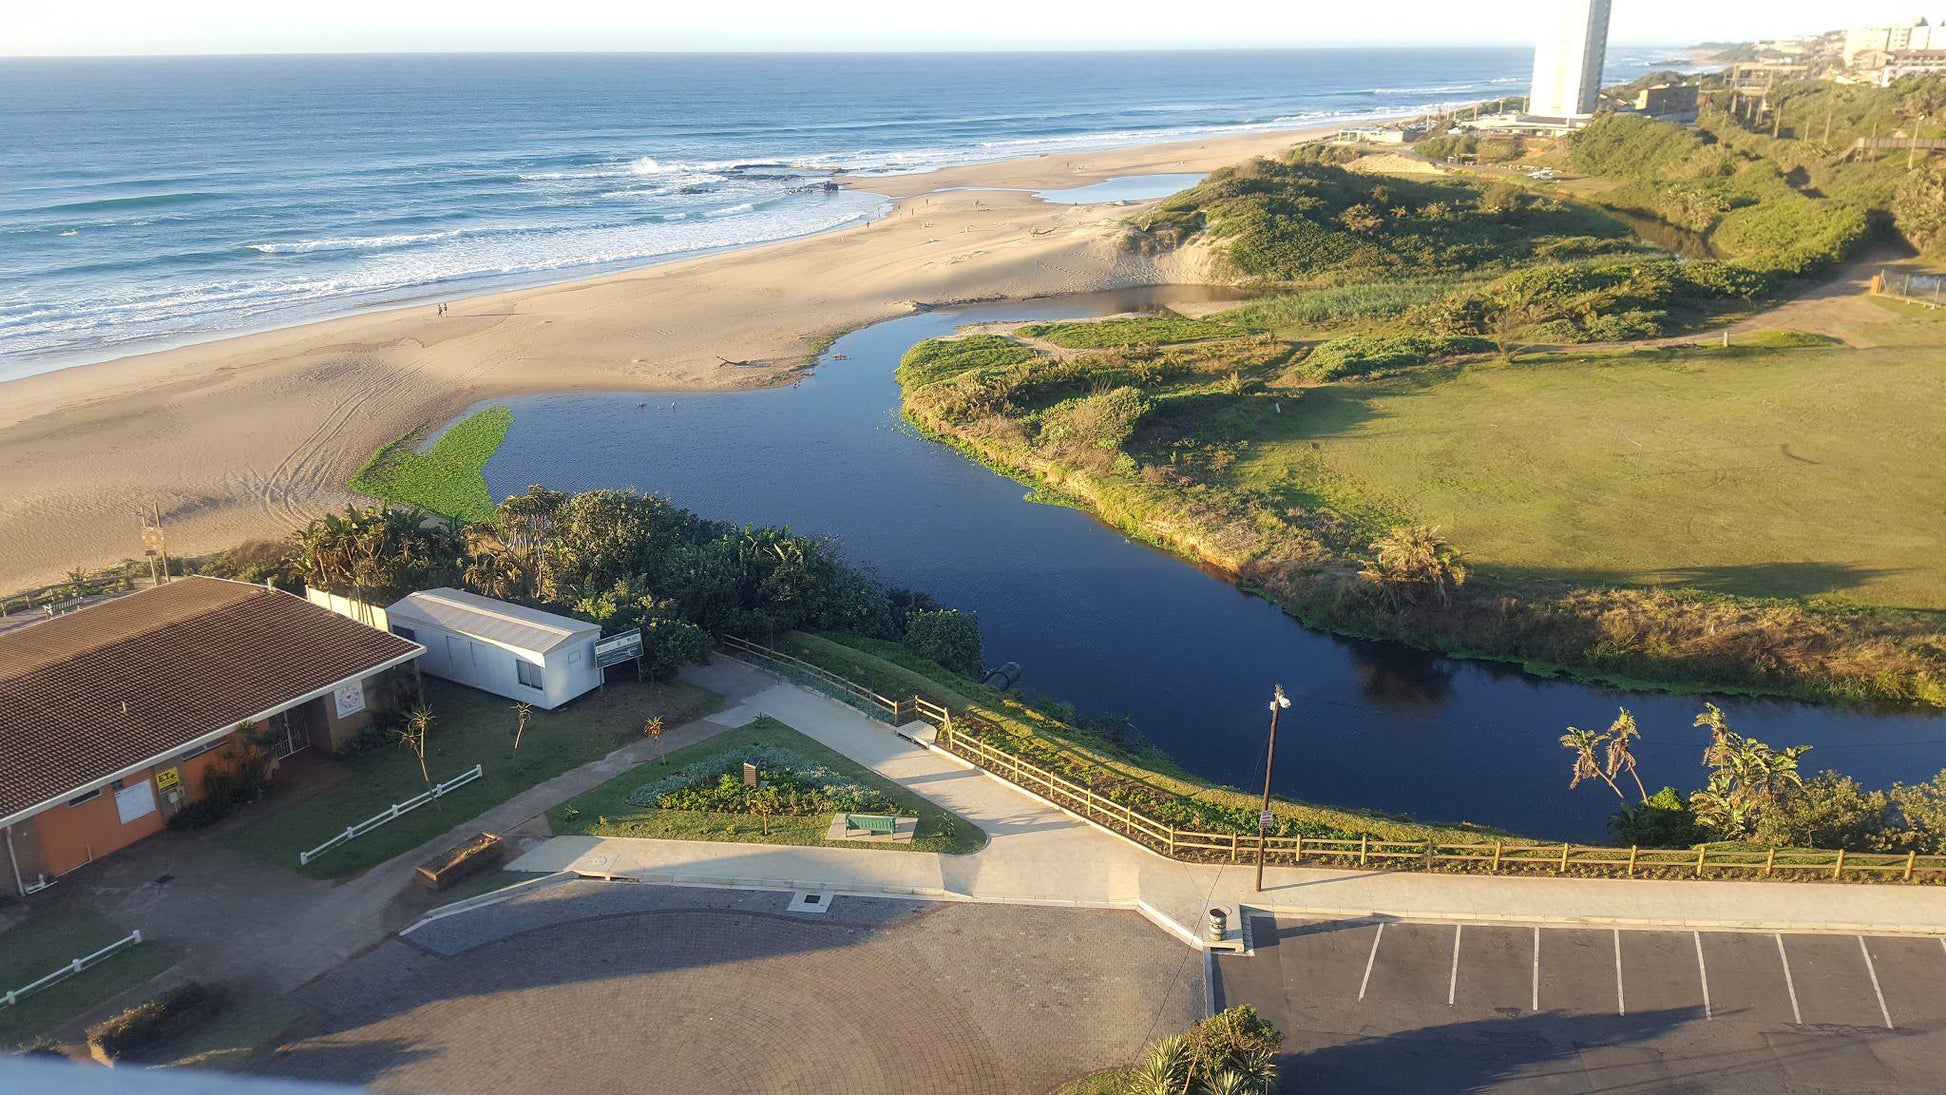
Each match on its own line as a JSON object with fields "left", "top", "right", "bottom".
{"left": 349, "top": 405, "right": 513, "bottom": 522}
{"left": 1017, "top": 316, "right": 1239, "bottom": 349}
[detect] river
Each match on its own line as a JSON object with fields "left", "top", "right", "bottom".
{"left": 478, "top": 289, "right": 1946, "bottom": 841}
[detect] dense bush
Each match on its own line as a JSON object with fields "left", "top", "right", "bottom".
{"left": 1413, "top": 258, "right": 1768, "bottom": 343}
{"left": 903, "top": 607, "right": 983, "bottom": 678}
{"left": 1038, "top": 387, "right": 1152, "bottom": 451}
{"left": 1609, "top": 787, "right": 1700, "bottom": 848}
{"left": 1303, "top": 335, "right": 1493, "bottom": 379}
{"left": 1131, "top": 154, "right": 1627, "bottom": 283}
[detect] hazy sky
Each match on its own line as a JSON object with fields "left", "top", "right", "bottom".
{"left": 5, "top": 1, "right": 1933, "bottom": 57}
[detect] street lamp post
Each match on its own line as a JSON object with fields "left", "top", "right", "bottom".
{"left": 1255, "top": 685, "right": 1292, "bottom": 893}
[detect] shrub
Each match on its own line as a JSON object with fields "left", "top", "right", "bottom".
{"left": 87, "top": 983, "right": 224, "bottom": 1062}
{"left": 1304, "top": 335, "right": 1492, "bottom": 379}
{"left": 1609, "top": 787, "right": 1699, "bottom": 848}
{"left": 1752, "top": 772, "right": 1891, "bottom": 851}
{"left": 1039, "top": 387, "right": 1152, "bottom": 452}
{"left": 903, "top": 608, "right": 984, "bottom": 678}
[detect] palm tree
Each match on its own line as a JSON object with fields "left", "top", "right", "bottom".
{"left": 1695, "top": 703, "right": 1734, "bottom": 768}
{"left": 1559, "top": 727, "right": 1624, "bottom": 799}
{"left": 511, "top": 702, "right": 533, "bottom": 752}
{"left": 397, "top": 706, "right": 435, "bottom": 788}
{"left": 1602, "top": 708, "right": 1649, "bottom": 803}
{"left": 1360, "top": 525, "right": 1468, "bottom": 608}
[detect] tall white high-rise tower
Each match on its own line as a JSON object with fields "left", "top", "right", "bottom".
{"left": 1529, "top": 0, "right": 1613, "bottom": 120}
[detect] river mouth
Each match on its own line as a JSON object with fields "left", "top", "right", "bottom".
{"left": 475, "top": 289, "right": 1946, "bottom": 841}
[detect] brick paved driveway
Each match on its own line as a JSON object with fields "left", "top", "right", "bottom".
{"left": 260, "top": 881, "right": 1200, "bottom": 1095}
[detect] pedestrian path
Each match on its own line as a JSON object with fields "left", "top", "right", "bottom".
{"left": 508, "top": 657, "right": 1946, "bottom": 945}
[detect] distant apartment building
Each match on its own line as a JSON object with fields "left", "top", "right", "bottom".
{"left": 1843, "top": 18, "right": 1940, "bottom": 67}
{"left": 1631, "top": 83, "right": 1701, "bottom": 123}
{"left": 1529, "top": 0, "right": 1613, "bottom": 120}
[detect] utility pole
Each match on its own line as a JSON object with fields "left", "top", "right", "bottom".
{"left": 1254, "top": 684, "right": 1293, "bottom": 893}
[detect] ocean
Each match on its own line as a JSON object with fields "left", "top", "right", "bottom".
{"left": 0, "top": 48, "right": 1674, "bottom": 375}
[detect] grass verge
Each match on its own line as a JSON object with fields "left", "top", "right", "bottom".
{"left": 348, "top": 404, "right": 512, "bottom": 522}
{"left": 220, "top": 677, "right": 722, "bottom": 878}
{"left": 0, "top": 903, "right": 177, "bottom": 1048}
{"left": 549, "top": 716, "right": 987, "bottom": 855}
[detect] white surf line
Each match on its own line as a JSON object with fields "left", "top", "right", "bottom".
{"left": 1531, "top": 927, "right": 1541, "bottom": 1012}
{"left": 1694, "top": 931, "right": 1713, "bottom": 1021}
{"left": 1776, "top": 933, "right": 1803, "bottom": 1025}
{"left": 1859, "top": 936, "right": 1894, "bottom": 1030}
{"left": 1358, "top": 922, "right": 1385, "bottom": 1002}
{"left": 1614, "top": 929, "right": 1626, "bottom": 1016}
{"left": 1448, "top": 924, "right": 1462, "bottom": 1006}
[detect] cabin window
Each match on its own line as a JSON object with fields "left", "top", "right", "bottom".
{"left": 390, "top": 625, "right": 416, "bottom": 642}
{"left": 516, "top": 660, "right": 544, "bottom": 690}
{"left": 67, "top": 788, "right": 101, "bottom": 807}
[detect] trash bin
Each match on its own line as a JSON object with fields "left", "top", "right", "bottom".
{"left": 1205, "top": 907, "right": 1228, "bottom": 943}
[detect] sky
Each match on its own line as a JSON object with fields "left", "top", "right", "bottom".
{"left": 3, "top": 1, "right": 1936, "bottom": 57}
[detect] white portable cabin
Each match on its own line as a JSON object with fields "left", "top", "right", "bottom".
{"left": 385, "top": 588, "right": 603, "bottom": 710}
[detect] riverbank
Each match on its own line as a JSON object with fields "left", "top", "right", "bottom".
{"left": 895, "top": 319, "right": 1946, "bottom": 711}
{"left": 0, "top": 127, "right": 1343, "bottom": 594}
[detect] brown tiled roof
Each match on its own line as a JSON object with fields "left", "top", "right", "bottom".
{"left": 0, "top": 577, "right": 421, "bottom": 821}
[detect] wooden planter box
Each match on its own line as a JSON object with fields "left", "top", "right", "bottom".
{"left": 414, "top": 832, "right": 506, "bottom": 892}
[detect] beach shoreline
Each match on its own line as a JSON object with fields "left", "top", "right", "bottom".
{"left": 0, "top": 125, "right": 1328, "bottom": 593}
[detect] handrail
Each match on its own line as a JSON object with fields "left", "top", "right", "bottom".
{"left": 722, "top": 636, "right": 1946, "bottom": 884}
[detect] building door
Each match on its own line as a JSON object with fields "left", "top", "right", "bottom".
{"left": 274, "top": 709, "right": 312, "bottom": 758}
{"left": 445, "top": 634, "right": 475, "bottom": 685}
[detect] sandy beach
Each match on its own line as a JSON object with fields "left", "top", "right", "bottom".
{"left": 0, "top": 127, "right": 1325, "bottom": 593}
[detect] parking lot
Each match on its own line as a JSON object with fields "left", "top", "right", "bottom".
{"left": 1215, "top": 916, "right": 1946, "bottom": 1094}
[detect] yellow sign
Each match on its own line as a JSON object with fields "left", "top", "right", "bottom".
{"left": 155, "top": 767, "right": 181, "bottom": 794}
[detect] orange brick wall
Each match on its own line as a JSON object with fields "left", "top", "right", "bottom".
{"left": 12, "top": 736, "right": 237, "bottom": 883}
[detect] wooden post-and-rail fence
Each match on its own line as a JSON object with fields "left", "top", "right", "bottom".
{"left": 720, "top": 636, "right": 1946, "bottom": 885}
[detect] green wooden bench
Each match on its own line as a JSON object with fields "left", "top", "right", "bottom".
{"left": 844, "top": 813, "right": 899, "bottom": 837}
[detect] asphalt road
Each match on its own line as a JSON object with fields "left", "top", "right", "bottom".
{"left": 1214, "top": 916, "right": 1946, "bottom": 1094}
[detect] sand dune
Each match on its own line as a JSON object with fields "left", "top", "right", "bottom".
{"left": 0, "top": 128, "right": 1316, "bottom": 593}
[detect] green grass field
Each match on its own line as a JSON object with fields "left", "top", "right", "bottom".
{"left": 0, "top": 903, "right": 177, "bottom": 1047}
{"left": 549, "top": 716, "right": 987, "bottom": 855}
{"left": 348, "top": 404, "right": 512, "bottom": 522}
{"left": 1233, "top": 343, "right": 1946, "bottom": 609}
{"left": 1017, "top": 316, "right": 1240, "bottom": 348}
{"left": 221, "top": 677, "right": 721, "bottom": 877}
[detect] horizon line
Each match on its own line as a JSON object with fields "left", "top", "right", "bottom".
{"left": 0, "top": 41, "right": 1698, "bottom": 61}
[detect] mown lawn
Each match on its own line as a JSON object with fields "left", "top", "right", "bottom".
{"left": 1232, "top": 343, "right": 1946, "bottom": 609}
{"left": 348, "top": 404, "right": 512, "bottom": 522}
{"left": 0, "top": 902, "right": 177, "bottom": 1048}
{"left": 548, "top": 717, "right": 986, "bottom": 855}
{"left": 222, "top": 677, "right": 721, "bottom": 877}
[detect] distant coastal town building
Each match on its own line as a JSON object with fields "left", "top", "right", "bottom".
{"left": 1528, "top": 0, "right": 1613, "bottom": 121}
{"left": 1842, "top": 18, "right": 1939, "bottom": 67}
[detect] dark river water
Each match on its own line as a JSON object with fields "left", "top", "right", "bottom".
{"left": 479, "top": 289, "right": 1946, "bottom": 840}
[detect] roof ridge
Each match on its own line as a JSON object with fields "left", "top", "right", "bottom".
{"left": 413, "top": 588, "right": 579, "bottom": 636}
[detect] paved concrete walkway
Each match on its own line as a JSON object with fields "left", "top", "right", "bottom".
{"left": 510, "top": 657, "right": 1946, "bottom": 944}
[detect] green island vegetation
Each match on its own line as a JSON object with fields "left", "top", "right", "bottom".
{"left": 549, "top": 716, "right": 986, "bottom": 854}
{"left": 348, "top": 404, "right": 512, "bottom": 523}
{"left": 904, "top": 82, "right": 1946, "bottom": 712}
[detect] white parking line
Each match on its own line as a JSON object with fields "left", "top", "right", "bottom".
{"left": 1531, "top": 927, "right": 1541, "bottom": 1012}
{"left": 1776, "top": 933, "right": 1803, "bottom": 1025}
{"left": 1448, "top": 924, "right": 1462, "bottom": 1006}
{"left": 1859, "top": 937, "right": 1894, "bottom": 1030}
{"left": 1358, "top": 922, "right": 1385, "bottom": 1001}
{"left": 1694, "top": 931, "right": 1713, "bottom": 1021}
{"left": 1614, "top": 929, "right": 1626, "bottom": 1016}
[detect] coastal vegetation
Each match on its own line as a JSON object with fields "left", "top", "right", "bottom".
{"left": 889, "top": 88, "right": 1946, "bottom": 709}
{"left": 349, "top": 405, "right": 512, "bottom": 523}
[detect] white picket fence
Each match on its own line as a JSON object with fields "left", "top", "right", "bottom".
{"left": 298, "top": 764, "right": 485, "bottom": 866}
{"left": 2, "top": 930, "right": 143, "bottom": 1007}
